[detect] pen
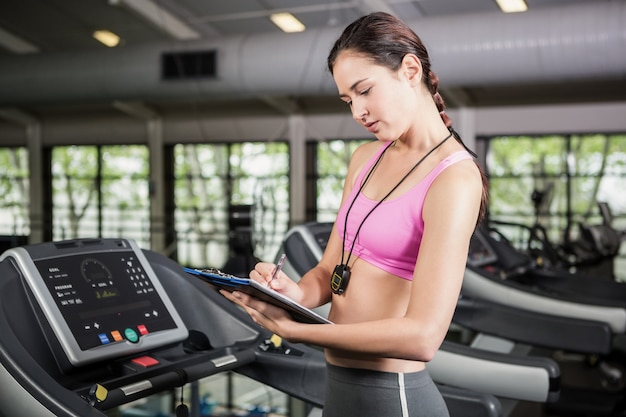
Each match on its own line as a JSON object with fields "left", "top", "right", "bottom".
{"left": 271, "top": 253, "right": 287, "bottom": 281}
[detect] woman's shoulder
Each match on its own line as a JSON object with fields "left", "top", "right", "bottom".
{"left": 350, "top": 140, "right": 389, "bottom": 166}
{"left": 430, "top": 153, "right": 483, "bottom": 198}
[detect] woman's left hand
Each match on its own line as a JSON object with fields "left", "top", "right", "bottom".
{"left": 220, "top": 289, "right": 294, "bottom": 337}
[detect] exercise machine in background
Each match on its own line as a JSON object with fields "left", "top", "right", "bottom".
{"left": 503, "top": 190, "right": 624, "bottom": 280}
{"left": 465, "top": 227, "right": 626, "bottom": 416}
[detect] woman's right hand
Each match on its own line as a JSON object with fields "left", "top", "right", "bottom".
{"left": 250, "top": 262, "right": 304, "bottom": 303}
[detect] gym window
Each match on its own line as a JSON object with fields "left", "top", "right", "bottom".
{"left": 481, "top": 133, "right": 626, "bottom": 280}
{"left": 172, "top": 141, "right": 289, "bottom": 269}
{"left": 49, "top": 145, "right": 150, "bottom": 247}
{"left": 309, "top": 139, "right": 371, "bottom": 222}
{"left": 0, "top": 146, "right": 29, "bottom": 248}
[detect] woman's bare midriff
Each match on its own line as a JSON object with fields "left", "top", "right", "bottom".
{"left": 325, "top": 257, "right": 426, "bottom": 373}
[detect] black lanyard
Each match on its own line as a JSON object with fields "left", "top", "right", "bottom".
{"left": 331, "top": 130, "right": 453, "bottom": 295}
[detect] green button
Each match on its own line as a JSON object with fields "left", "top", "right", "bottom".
{"left": 124, "top": 328, "right": 139, "bottom": 343}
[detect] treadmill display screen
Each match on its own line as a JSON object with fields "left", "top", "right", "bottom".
{"left": 34, "top": 250, "right": 179, "bottom": 351}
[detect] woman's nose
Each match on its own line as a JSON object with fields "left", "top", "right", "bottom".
{"left": 351, "top": 102, "right": 367, "bottom": 122}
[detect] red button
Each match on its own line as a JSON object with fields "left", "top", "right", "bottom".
{"left": 137, "top": 324, "right": 149, "bottom": 335}
{"left": 131, "top": 356, "right": 159, "bottom": 367}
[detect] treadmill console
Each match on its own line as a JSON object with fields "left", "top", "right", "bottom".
{"left": 0, "top": 238, "right": 188, "bottom": 370}
{"left": 467, "top": 230, "right": 499, "bottom": 268}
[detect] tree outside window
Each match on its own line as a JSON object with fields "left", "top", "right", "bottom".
{"left": 0, "top": 147, "right": 29, "bottom": 237}
{"left": 174, "top": 142, "right": 289, "bottom": 269}
{"left": 484, "top": 134, "right": 626, "bottom": 281}
{"left": 51, "top": 145, "right": 149, "bottom": 247}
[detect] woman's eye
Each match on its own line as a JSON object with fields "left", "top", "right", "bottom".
{"left": 359, "top": 87, "right": 371, "bottom": 96}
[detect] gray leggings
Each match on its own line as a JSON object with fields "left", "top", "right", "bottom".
{"left": 322, "top": 363, "right": 449, "bottom": 417}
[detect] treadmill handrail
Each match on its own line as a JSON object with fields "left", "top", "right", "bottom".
{"left": 428, "top": 340, "right": 559, "bottom": 403}
{"left": 463, "top": 267, "right": 626, "bottom": 334}
{"left": 454, "top": 296, "right": 613, "bottom": 355}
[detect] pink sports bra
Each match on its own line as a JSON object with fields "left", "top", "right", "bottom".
{"left": 336, "top": 142, "right": 473, "bottom": 280}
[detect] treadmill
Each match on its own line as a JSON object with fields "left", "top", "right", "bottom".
{"left": 471, "top": 224, "right": 626, "bottom": 308}
{"left": 464, "top": 227, "right": 626, "bottom": 343}
{"left": 463, "top": 227, "right": 626, "bottom": 416}
{"left": 0, "top": 237, "right": 499, "bottom": 417}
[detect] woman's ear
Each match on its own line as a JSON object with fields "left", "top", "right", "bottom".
{"left": 400, "top": 54, "right": 422, "bottom": 86}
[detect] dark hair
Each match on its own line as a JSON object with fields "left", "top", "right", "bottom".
{"left": 328, "top": 12, "right": 488, "bottom": 225}
{"left": 327, "top": 12, "right": 451, "bottom": 126}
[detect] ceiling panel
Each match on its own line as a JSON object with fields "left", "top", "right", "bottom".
{"left": 0, "top": 0, "right": 616, "bottom": 51}
{"left": 0, "top": 0, "right": 623, "bottom": 114}
{"left": 413, "top": 0, "right": 498, "bottom": 16}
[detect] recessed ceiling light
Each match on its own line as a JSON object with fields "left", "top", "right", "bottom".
{"left": 93, "top": 30, "right": 121, "bottom": 47}
{"left": 270, "top": 12, "right": 306, "bottom": 33}
{"left": 495, "top": 0, "right": 528, "bottom": 13}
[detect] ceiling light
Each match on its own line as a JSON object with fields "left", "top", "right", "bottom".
{"left": 495, "top": 0, "right": 528, "bottom": 13}
{"left": 270, "top": 13, "right": 306, "bottom": 33}
{"left": 93, "top": 30, "right": 121, "bottom": 47}
{"left": 0, "top": 26, "right": 39, "bottom": 54}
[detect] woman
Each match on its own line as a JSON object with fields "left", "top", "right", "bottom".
{"left": 223, "top": 11, "right": 488, "bottom": 417}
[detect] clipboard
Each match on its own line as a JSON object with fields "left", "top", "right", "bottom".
{"left": 183, "top": 267, "right": 333, "bottom": 325}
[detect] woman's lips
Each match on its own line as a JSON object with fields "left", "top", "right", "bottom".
{"left": 365, "top": 121, "right": 378, "bottom": 133}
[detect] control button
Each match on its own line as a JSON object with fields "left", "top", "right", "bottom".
{"left": 98, "top": 334, "right": 110, "bottom": 345}
{"left": 132, "top": 356, "right": 160, "bottom": 367}
{"left": 270, "top": 334, "right": 282, "bottom": 348}
{"left": 137, "top": 324, "right": 149, "bottom": 335}
{"left": 124, "top": 328, "right": 139, "bottom": 343}
{"left": 88, "top": 384, "right": 109, "bottom": 404}
{"left": 111, "top": 330, "right": 123, "bottom": 342}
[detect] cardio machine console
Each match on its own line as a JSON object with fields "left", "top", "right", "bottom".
{"left": 0, "top": 238, "right": 188, "bottom": 371}
{"left": 467, "top": 230, "right": 499, "bottom": 268}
